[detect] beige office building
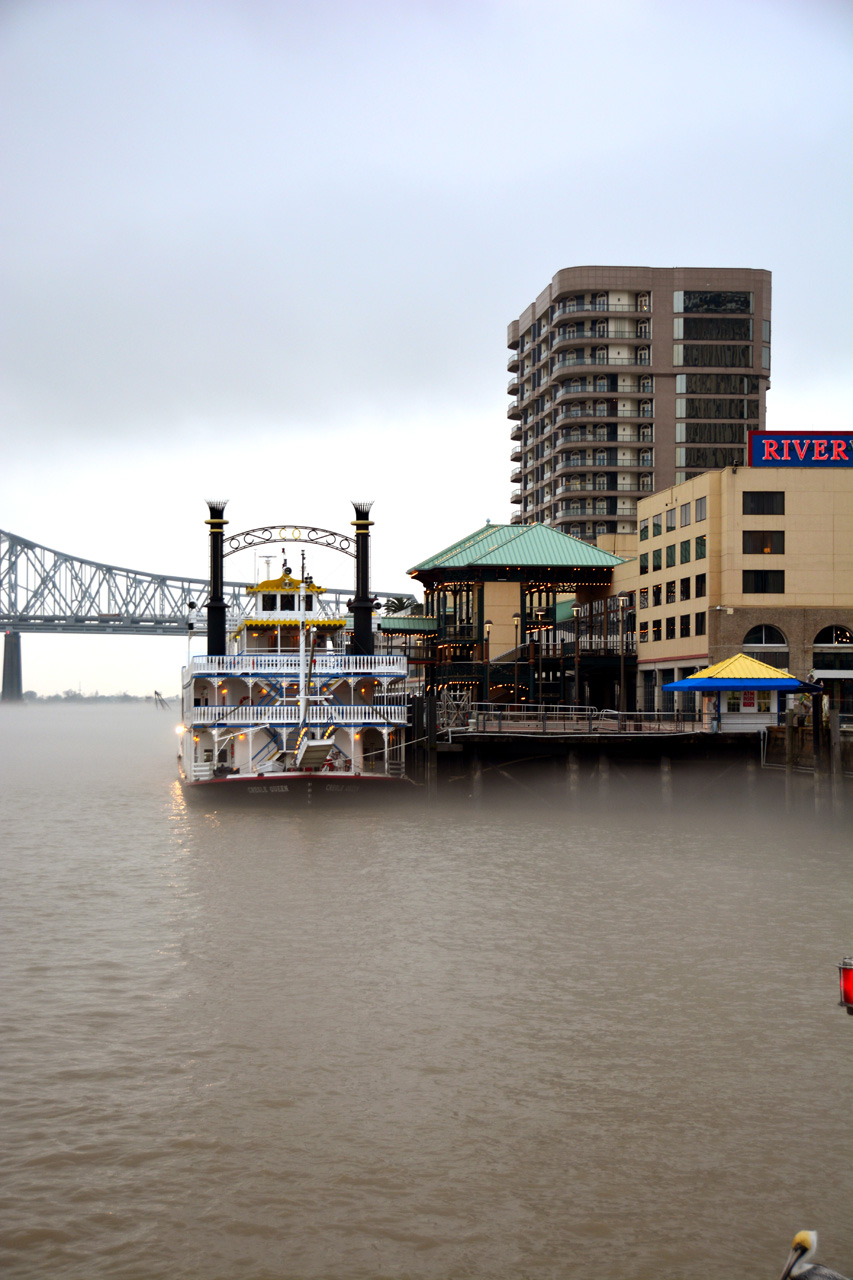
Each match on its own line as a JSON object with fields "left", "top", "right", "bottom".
{"left": 601, "top": 466, "right": 853, "bottom": 713}
{"left": 507, "top": 266, "right": 771, "bottom": 540}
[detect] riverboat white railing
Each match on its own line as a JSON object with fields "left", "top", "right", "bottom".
{"left": 189, "top": 655, "right": 407, "bottom": 676}
{"left": 190, "top": 704, "right": 408, "bottom": 726}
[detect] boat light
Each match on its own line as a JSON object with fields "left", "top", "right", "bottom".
{"left": 839, "top": 958, "right": 853, "bottom": 1015}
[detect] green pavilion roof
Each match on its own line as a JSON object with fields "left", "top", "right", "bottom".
{"left": 408, "top": 523, "right": 624, "bottom": 574}
{"left": 378, "top": 616, "right": 438, "bottom": 634}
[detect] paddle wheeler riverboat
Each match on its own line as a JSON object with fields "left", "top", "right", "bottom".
{"left": 177, "top": 502, "right": 410, "bottom": 803}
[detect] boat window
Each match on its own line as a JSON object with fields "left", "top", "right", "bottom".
{"left": 261, "top": 593, "right": 277, "bottom": 611}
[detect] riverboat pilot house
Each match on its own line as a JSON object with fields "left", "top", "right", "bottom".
{"left": 381, "top": 523, "right": 630, "bottom": 707}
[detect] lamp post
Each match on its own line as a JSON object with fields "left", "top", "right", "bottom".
{"left": 484, "top": 619, "right": 493, "bottom": 702}
{"left": 512, "top": 612, "right": 521, "bottom": 704}
{"left": 535, "top": 606, "right": 546, "bottom": 705}
{"left": 618, "top": 592, "right": 632, "bottom": 716}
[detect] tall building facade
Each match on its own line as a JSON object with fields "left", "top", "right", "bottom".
{"left": 507, "top": 266, "right": 771, "bottom": 540}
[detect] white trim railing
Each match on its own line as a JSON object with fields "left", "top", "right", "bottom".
{"left": 190, "top": 704, "right": 408, "bottom": 726}
{"left": 189, "top": 654, "right": 407, "bottom": 677}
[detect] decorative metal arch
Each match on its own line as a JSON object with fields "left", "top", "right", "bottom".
{"left": 224, "top": 525, "right": 355, "bottom": 559}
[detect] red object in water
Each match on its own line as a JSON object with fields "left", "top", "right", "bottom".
{"left": 839, "top": 958, "right": 853, "bottom": 1014}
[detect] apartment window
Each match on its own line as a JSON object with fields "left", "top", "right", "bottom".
{"left": 639, "top": 448, "right": 653, "bottom": 466}
{"left": 639, "top": 588, "right": 648, "bottom": 609}
{"left": 680, "top": 540, "right": 691, "bottom": 564}
{"left": 653, "top": 619, "right": 662, "bottom": 641}
{"left": 743, "top": 491, "right": 785, "bottom": 515}
{"left": 652, "top": 585, "right": 662, "bottom": 608}
{"left": 680, "top": 577, "right": 691, "bottom": 601}
{"left": 680, "top": 615, "right": 691, "bottom": 638}
{"left": 639, "top": 621, "right": 648, "bottom": 643}
{"left": 695, "top": 535, "right": 707, "bottom": 559}
{"left": 695, "top": 573, "right": 706, "bottom": 598}
{"left": 680, "top": 502, "right": 691, "bottom": 527}
{"left": 743, "top": 570, "right": 785, "bottom": 593}
{"left": 665, "top": 617, "right": 676, "bottom": 639}
{"left": 640, "top": 553, "right": 649, "bottom": 575}
{"left": 695, "top": 496, "right": 707, "bottom": 521}
{"left": 652, "top": 513, "right": 662, "bottom": 537}
{"left": 666, "top": 544, "right": 676, "bottom": 568}
{"left": 653, "top": 549, "right": 662, "bottom": 571}
{"left": 743, "top": 530, "right": 785, "bottom": 555}
{"left": 595, "top": 450, "right": 607, "bottom": 466}
{"left": 596, "top": 522, "right": 607, "bottom": 535}
{"left": 695, "top": 611, "right": 706, "bottom": 636}
{"left": 666, "top": 580, "right": 676, "bottom": 604}
{"left": 666, "top": 509, "right": 676, "bottom": 532}
{"left": 595, "top": 473, "right": 608, "bottom": 490}
{"left": 640, "top": 518, "right": 649, "bottom": 541}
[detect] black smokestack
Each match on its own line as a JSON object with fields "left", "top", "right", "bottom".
{"left": 349, "top": 500, "right": 374, "bottom": 656}
{"left": 206, "top": 499, "right": 229, "bottom": 657}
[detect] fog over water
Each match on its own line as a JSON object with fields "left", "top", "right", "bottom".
{"left": 1, "top": 704, "right": 850, "bottom": 1280}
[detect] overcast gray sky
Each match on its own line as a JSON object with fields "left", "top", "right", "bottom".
{"left": 2, "top": 0, "right": 851, "bottom": 694}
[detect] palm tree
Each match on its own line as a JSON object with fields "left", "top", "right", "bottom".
{"left": 383, "top": 595, "right": 414, "bottom": 616}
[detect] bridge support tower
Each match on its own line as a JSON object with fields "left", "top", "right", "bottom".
{"left": 2, "top": 629, "right": 23, "bottom": 702}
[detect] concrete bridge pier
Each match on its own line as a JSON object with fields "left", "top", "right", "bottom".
{"left": 2, "top": 630, "right": 23, "bottom": 702}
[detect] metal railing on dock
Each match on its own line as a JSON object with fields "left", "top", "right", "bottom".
{"left": 466, "top": 704, "right": 702, "bottom": 735}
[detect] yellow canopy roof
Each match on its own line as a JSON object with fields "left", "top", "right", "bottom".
{"left": 688, "top": 652, "right": 794, "bottom": 681}
{"left": 246, "top": 573, "right": 326, "bottom": 594}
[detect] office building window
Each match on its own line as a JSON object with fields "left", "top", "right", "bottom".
{"left": 666, "top": 544, "right": 676, "bottom": 568}
{"left": 639, "top": 588, "right": 648, "bottom": 609}
{"left": 742, "top": 530, "right": 785, "bottom": 555}
{"left": 695, "top": 496, "right": 707, "bottom": 521}
{"left": 665, "top": 617, "right": 676, "bottom": 639}
{"left": 743, "top": 570, "right": 785, "bottom": 593}
{"left": 680, "top": 615, "right": 691, "bottom": 638}
{"left": 695, "top": 611, "right": 706, "bottom": 636}
{"left": 653, "top": 619, "right": 662, "bottom": 642}
{"left": 653, "top": 549, "right": 662, "bottom": 571}
{"left": 639, "top": 621, "right": 648, "bottom": 643}
{"left": 666, "top": 509, "right": 676, "bottom": 532}
{"left": 680, "top": 539, "right": 691, "bottom": 564}
{"left": 695, "top": 574, "right": 706, "bottom": 597}
{"left": 680, "top": 502, "right": 691, "bottom": 527}
{"left": 640, "top": 553, "right": 649, "bottom": 575}
{"left": 680, "top": 578, "right": 691, "bottom": 601}
{"left": 640, "top": 518, "right": 649, "bottom": 541}
{"left": 652, "top": 584, "right": 662, "bottom": 607}
{"left": 743, "top": 491, "right": 784, "bottom": 515}
{"left": 695, "top": 535, "right": 706, "bottom": 559}
{"left": 666, "top": 580, "right": 676, "bottom": 604}
{"left": 653, "top": 513, "right": 662, "bottom": 537}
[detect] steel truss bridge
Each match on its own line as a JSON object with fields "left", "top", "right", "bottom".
{"left": 0, "top": 527, "right": 412, "bottom": 637}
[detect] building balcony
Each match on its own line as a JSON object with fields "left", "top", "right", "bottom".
{"left": 553, "top": 354, "right": 651, "bottom": 373}
{"left": 507, "top": 351, "right": 520, "bottom": 372}
{"left": 507, "top": 399, "right": 522, "bottom": 420}
{"left": 554, "top": 406, "right": 654, "bottom": 424}
{"left": 510, "top": 512, "right": 522, "bottom": 525}
{"left": 510, "top": 467, "right": 523, "bottom": 483}
{"left": 553, "top": 300, "right": 649, "bottom": 318}
{"left": 507, "top": 377, "right": 519, "bottom": 394}
{"left": 190, "top": 703, "right": 408, "bottom": 727}
{"left": 510, "top": 488, "right": 522, "bottom": 503}
{"left": 510, "top": 445, "right": 523, "bottom": 462}
{"left": 554, "top": 458, "right": 653, "bottom": 474}
{"left": 554, "top": 381, "right": 654, "bottom": 402}
{"left": 510, "top": 423, "right": 523, "bottom": 441}
{"left": 554, "top": 480, "right": 656, "bottom": 495}
{"left": 555, "top": 425, "right": 655, "bottom": 444}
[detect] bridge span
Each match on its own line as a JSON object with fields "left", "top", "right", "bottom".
{"left": 0, "top": 528, "right": 412, "bottom": 699}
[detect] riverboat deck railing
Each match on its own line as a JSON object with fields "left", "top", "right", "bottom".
{"left": 190, "top": 654, "right": 407, "bottom": 676}
{"left": 191, "top": 704, "right": 408, "bottom": 726}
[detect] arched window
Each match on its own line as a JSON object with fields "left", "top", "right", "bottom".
{"left": 639, "top": 399, "right": 652, "bottom": 417}
{"left": 571, "top": 378, "right": 581, "bottom": 391}
{"left": 570, "top": 523, "right": 581, "bottom": 538}
{"left": 639, "top": 448, "right": 652, "bottom": 467}
{"left": 744, "top": 625, "right": 787, "bottom": 646}
{"left": 595, "top": 473, "right": 608, "bottom": 490}
{"left": 637, "top": 346, "right": 650, "bottom": 365}
{"left": 595, "top": 376, "right": 608, "bottom": 392}
{"left": 639, "top": 473, "right": 653, "bottom": 491}
{"left": 570, "top": 404, "right": 582, "bottom": 417}
{"left": 570, "top": 427, "right": 582, "bottom": 441}
{"left": 637, "top": 292, "right": 650, "bottom": 311}
{"left": 595, "top": 400, "right": 607, "bottom": 417}
{"left": 595, "top": 425, "right": 607, "bottom": 441}
{"left": 594, "top": 346, "right": 607, "bottom": 365}
{"left": 594, "top": 292, "right": 608, "bottom": 311}
{"left": 595, "top": 449, "right": 607, "bottom": 466}
{"left": 640, "top": 376, "right": 653, "bottom": 392}
{"left": 595, "top": 498, "right": 607, "bottom": 515}
{"left": 569, "top": 499, "right": 582, "bottom": 515}
{"left": 596, "top": 522, "right": 608, "bottom": 536}
{"left": 637, "top": 319, "right": 650, "bottom": 338}
{"left": 595, "top": 319, "right": 608, "bottom": 337}
{"left": 569, "top": 475, "right": 581, "bottom": 491}
{"left": 570, "top": 451, "right": 582, "bottom": 466}
{"left": 814, "top": 625, "right": 853, "bottom": 645}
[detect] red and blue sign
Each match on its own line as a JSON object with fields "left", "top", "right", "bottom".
{"left": 748, "top": 431, "right": 853, "bottom": 467}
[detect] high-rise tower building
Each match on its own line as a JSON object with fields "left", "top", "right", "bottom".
{"left": 507, "top": 266, "right": 771, "bottom": 540}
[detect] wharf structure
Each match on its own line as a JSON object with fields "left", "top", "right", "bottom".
{"left": 507, "top": 266, "right": 771, "bottom": 540}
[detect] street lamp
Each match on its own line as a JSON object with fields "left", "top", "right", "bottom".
{"left": 535, "top": 606, "right": 546, "bottom": 705}
{"left": 618, "top": 592, "right": 632, "bottom": 716}
{"left": 512, "top": 612, "right": 521, "bottom": 704}
{"left": 483, "top": 619, "right": 493, "bottom": 702}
